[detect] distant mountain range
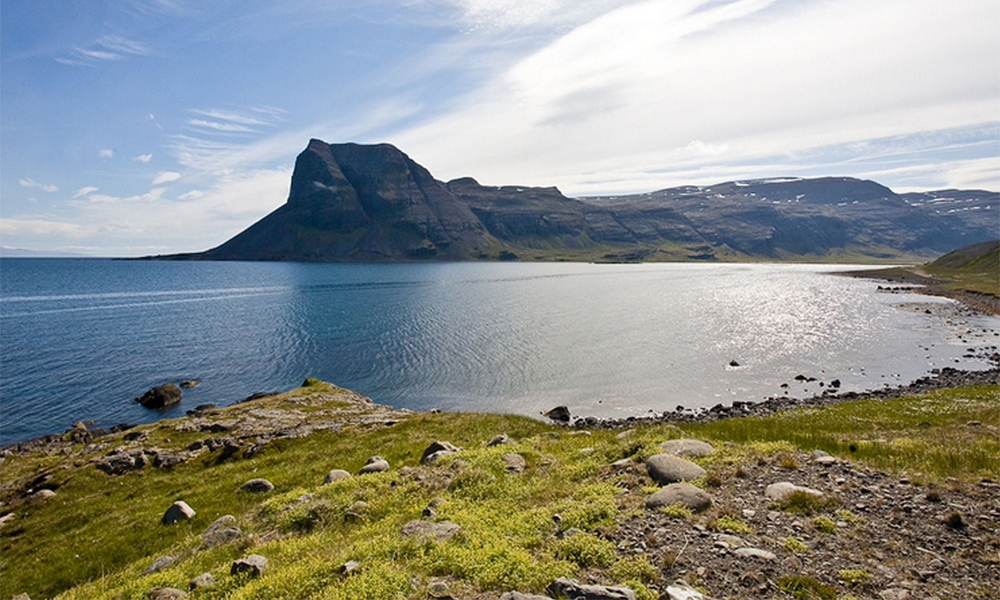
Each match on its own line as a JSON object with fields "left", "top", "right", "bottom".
{"left": 157, "top": 139, "right": 999, "bottom": 263}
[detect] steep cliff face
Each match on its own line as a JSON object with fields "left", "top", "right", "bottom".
{"left": 177, "top": 140, "right": 999, "bottom": 262}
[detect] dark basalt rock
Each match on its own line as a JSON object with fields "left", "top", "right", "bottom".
{"left": 543, "top": 406, "right": 571, "bottom": 423}
{"left": 134, "top": 383, "right": 182, "bottom": 409}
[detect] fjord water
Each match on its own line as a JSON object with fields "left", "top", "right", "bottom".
{"left": 1, "top": 259, "right": 997, "bottom": 443}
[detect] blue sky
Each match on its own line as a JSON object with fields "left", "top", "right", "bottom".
{"left": 2, "top": 0, "right": 998, "bottom": 256}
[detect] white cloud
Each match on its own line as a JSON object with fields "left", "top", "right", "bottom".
{"left": 0, "top": 218, "right": 84, "bottom": 237}
{"left": 73, "top": 186, "right": 99, "bottom": 198}
{"left": 132, "top": 154, "right": 153, "bottom": 163}
{"left": 98, "top": 148, "right": 115, "bottom": 158}
{"left": 178, "top": 190, "right": 205, "bottom": 200}
{"left": 187, "top": 119, "right": 256, "bottom": 133}
{"left": 57, "top": 35, "right": 149, "bottom": 66}
{"left": 19, "top": 178, "right": 59, "bottom": 192}
{"left": 152, "top": 171, "right": 182, "bottom": 185}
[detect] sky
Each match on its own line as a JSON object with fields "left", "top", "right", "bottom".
{"left": 1, "top": 0, "right": 998, "bottom": 256}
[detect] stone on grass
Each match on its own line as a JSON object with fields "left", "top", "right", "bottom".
{"left": 359, "top": 456, "right": 389, "bottom": 475}
{"left": 664, "top": 585, "right": 707, "bottom": 600}
{"left": 645, "top": 454, "right": 706, "bottom": 485}
{"left": 487, "top": 434, "right": 510, "bottom": 447}
{"left": 421, "top": 441, "right": 461, "bottom": 464}
{"left": 340, "top": 560, "right": 360, "bottom": 575}
{"left": 201, "top": 526, "right": 241, "bottom": 549}
{"left": 146, "top": 588, "right": 187, "bottom": 600}
{"left": 659, "top": 439, "right": 714, "bottom": 458}
{"left": 323, "top": 469, "right": 351, "bottom": 484}
{"left": 646, "top": 483, "right": 712, "bottom": 512}
{"left": 546, "top": 577, "right": 636, "bottom": 600}
{"left": 231, "top": 554, "right": 268, "bottom": 577}
{"left": 11, "top": 594, "right": 32, "bottom": 600}
{"left": 500, "top": 593, "right": 554, "bottom": 600}
{"left": 201, "top": 515, "right": 236, "bottom": 536}
{"left": 503, "top": 453, "right": 526, "bottom": 472}
{"left": 162, "top": 500, "right": 195, "bottom": 525}
{"left": 189, "top": 573, "right": 214, "bottom": 590}
{"left": 400, "top": 519, "right": 461, "bottom": 541}
{"left": 29, "top": 489, "right": 56, "bottom": 502}
{"left": 734, "top": 547, "right": 777, "bottom": 561}
{"left": 96, "top": 449, "right": 148, "bottom": 475}
{"left": 765, "top": 482, "right": 824, "bottom": 502}
{"left": 240, "top": 478, "right": 274, "bottom": 493}
{"left": 142, "top": 554, "right": 176, "bottom": 575}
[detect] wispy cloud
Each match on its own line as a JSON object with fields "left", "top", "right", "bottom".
{"left": 152, "top": 171, "right": 182, "bottom": 185}
{"left": 98, "top": 148, "right": 115, "bottom": 158}
{"left": 19, "top": 178, "right": 59, "bottom": 192}
{"left": 73, "top": 186, "right": 99, "bottom": 198}
{"left": 132, "top": 154, "right": 153, "bottom": 163}
{"left": 187, "top": 119, "right": 256, "bottom": 133}
{"left": 56, "top": 35, "right": 149, "bottom": 67}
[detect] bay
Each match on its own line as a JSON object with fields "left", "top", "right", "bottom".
{"left": 1, "top": 258, "right": 996, "bottom": 444}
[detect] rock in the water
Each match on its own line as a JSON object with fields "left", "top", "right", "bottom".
{"left": 765, "top": 481, "right": 824, "bottom": 502}
{"left": 499, "top": 593, "right": 554, "bottom": 600}
{"left": 142, "top": 555, "right": 176, "bottom": 575}
{"left": 664, "top": 585, "right": 707, "bottom": 600}
{"left": 646, "top": 483, "right": 712, "bottom": 512}
{"left": 240, "top": 478, "right": 275, "bottom": 493}
{"left": 503, "top": 453, "right": 527, "bottom": 472}
{"left": 189, "top": 573, "right": 214, "bottom": 590}
{"left": 28, "top": 489, "right": 56, "bottom": 503}
{"left": 734, "top": 547, "right": 777, "bottom": 561}
{"left": 546, "top": 577, "right": 636, "bottom": 600}
{"left": 231, "top": 554, "right": 268, "bottom": 577}
{"left": 645, "top": 454, "right": 706, "bottom": 484}
{"left": 162, "top": 500, "right": 195, "bottom": 525}
{"left": 487, "top": 434, "right": 510, "bottom": 447}
{"left": 400, "top": 519, "right": 461, "bottom": 540}
{"left": 147, "top": 588, "right": 187, "bottom": 600}
{"left": 359, "top": 456, "right": 390, "bottom": 474}
{"left": 421, "top": 441, "right": 461, "bottom": 464}
{"left": 134, "top": 383, "right": 182, "bottom": 409}
{"left": 179, "top": 380, "right": 198, "bottom": 388}
{"left": 323, "top": 469, "right": 352, "bottom": 484}
{"left": 543, "top": 406, "right": 571, "bottom": 423}
{"left": 659, "top": 439, "right": 714, "bottom": 458}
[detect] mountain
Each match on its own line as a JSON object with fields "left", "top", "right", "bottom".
{"left": 161, "top": 140, "right": 999, "bottom": 262}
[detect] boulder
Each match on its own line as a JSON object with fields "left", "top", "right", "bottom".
{"left": 201, "top": 514, "right": 236, "bottom": 537}
{"left": 543, "top": 406, "right": 571, "bottom": 423}
{"left": 879, "top": 589, "right": 911, "bottom": 600}
{"left": 400, "top": 519, "right": 461, "bottom": 541}
{"left": 765, "top": 482, "right": 824, "bottom": 502}
{"left": 66, "top": 421, "right": 92, "bottom": 444}
{"left": 340, "top": 560, "right": 360, "bottom": 575}
{"left": 503, "top": 453, "right": 527, "bottom": 472}
{"left": 546, "top": 577, "right": 636, "bottom": 600}
{"left": 201, "top": 526, "right": 241, "bottom": 549}
{"left": 162, "top": 500, "right": 195, "bottom": 525}
{"left": 664, "top": 585, "right": 708, "bottom": 600}
{"left": 359, "top": 456, "right": 390, "bottom": 475}
{"left": 142, "top": 555, "right": 176, "bottom": 575}
{"left": 96, "top": 448, "right": 148, "bottom": 475}
{"left": 734, "top": 547, "right": 777, "bottom": 561}
{"left": 487, "top": 434, "right": 511, "bottom": 447}
{"left": 421, "top": 441, "right": 461, "bottom": 464}
{"left": 646, "top": 483, "right": 712, "bottom": 512}
{"left": 323, "top": 469, "right": 352, "bottom": 484}
{"left": 189, "top": 573, "right": 214, "bottom": 590}
{"left": 500, "top": 593, "right": 554, "bottom": 600}
{"left": 240, "top": 478, "right": 275, "bottom": 493}
{"left": 134, "top": 383, "right": 182, "bottom": 409}
{"left": 28, "top": 489, "right": 56, "bottom": 503}
{"left": 11, "top": 594, "right": 32, "bottom": 600}
{"left": 645, "top": 454, "right": 706, "bottom": 484}
{"left": 231, "top": 554, "right": 268, "bottom": 577}
{"left": 659, "top": 439, "right": 714, "bottom": 458}
{"left": 147, "top": 588, "right": 187, "bottom": 600}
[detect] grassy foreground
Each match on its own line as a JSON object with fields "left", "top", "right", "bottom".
{"left": 1, "top": 381, "right": 997, "bottom": 600}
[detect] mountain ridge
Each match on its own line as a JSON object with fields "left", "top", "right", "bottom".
{"left": 155, "top": 140, "right": 999, "bottom": 263}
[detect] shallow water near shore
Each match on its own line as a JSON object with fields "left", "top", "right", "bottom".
{"left": 1, "top": 259, "right": 997, "bottom": 443}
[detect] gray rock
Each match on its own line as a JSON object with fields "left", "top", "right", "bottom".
{"left": 231, "top": 554, "right": 268, "bottom": 577}
{"left": 734, "top": 547, "right": 777, "bottom": 561}
{"left": 659, "top": 439, "right": 714, "bottom": 458}
{"left": 611, "top": 458, "right": 633, "bottom": 471}
{"left": 664, "top": 585, "right": 707, "bottom": 600}
{"left": 134, "top": 383, "right": 182, "bottom": 410}
{"left": 645, "top": 454, "right": 706, "bottom": 484}
{"left": 162, "top": 500, "right": 195, "bottom": 525}
{"left": 340, "top": 560, "right": 360, "bottom": 575}
{"left": 323, "top": 469, "right": 352, "bottom": 484}
{"left": 879, "top": 589, "right": 911, "bottom": 600}
{"left": 29, "top": 489, "right": 56, "bottom": 502}
{"left": 765, "top": 482, "right": 824, "bottom": 502}
{"left": 147, "top": 588, "right": 187, "bottom": 600}
{"left": 646, "top": 483, "right": 712, "bottom": 512}
{"left": 96, "top": 448, "right": 148, "bottom": 474}
{"left": 503, "top": 453, "right": 526, "bottom": 472}
{"left": 499, "top": 593, "right": 554, "bottom": 600}
{"left": 487, "top": 434, "right": 511, "bottom": 447}
{"left": 201, "top": 526, "right": 241, "bottom": 549}
{"left": 201, "top": 514, "right": 236, "bottom": 537}
{"left": 359, "top": 456, "right": 389, "bottom": 474}
{"left": 814, "top": 456, "right": 838, "bottom": 466}
{"left": 421, "top": 441, "right": 461, "bottom": 464}
{"left": 716, "top": 533, "right": 745, "bottom": 548}
{"left": 543, "top": 406, "right": 571, "bottom": 423}
{"left": 546, "top": 577, "right": 636, "bottom": 600}
{"left": 189, "top": 573, "right": 214, "bottom": 590}
{"left": 142, "top": 554, "right": 176, "bottom": 575}
{"left": 240, "top": 478, "right": 275, "bottom": 493}
{"left": 11, "top": 594, "right": 32, "bottom": 600}
{"left": 428, "top": 581, "right": 451, "bottom": 598}
{"left": 400, "top": 519, "right": 461, "bottom": 540}
{"left": 811, "top": 449, "right": 831, "bottom": 459}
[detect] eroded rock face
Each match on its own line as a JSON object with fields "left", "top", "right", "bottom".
{"left": 645, "top": 454, "right": 706, "bottom": 484}
{"left": 134, "top": 384, "right": 182, "bottom": 410}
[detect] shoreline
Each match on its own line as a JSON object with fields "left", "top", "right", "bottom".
{"left": 841, "top": 266, "right": 1000, "bottom": 316}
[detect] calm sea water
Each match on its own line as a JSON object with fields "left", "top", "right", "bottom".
{"left": 1, "top": 259, "right": 997, "bottom": 443}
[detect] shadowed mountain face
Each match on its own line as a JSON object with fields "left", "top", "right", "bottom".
{"left": 180, "top": 140, "right": 999, "bottom": 262}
